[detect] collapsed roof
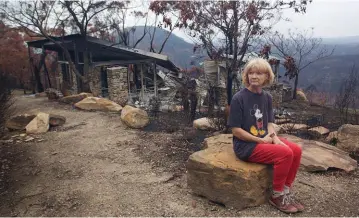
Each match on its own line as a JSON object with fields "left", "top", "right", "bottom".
{"left": 26, "top": 34, "right": 180, "bottom": 73}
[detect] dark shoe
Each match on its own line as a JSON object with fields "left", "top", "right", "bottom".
{"left": 287, "top": 193, "right": 304, "bottom": 212}
{"left": 269, "top": 195, "right": 298, "bottom": 214}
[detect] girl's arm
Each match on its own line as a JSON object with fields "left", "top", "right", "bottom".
{"left": 268, "top": 122, "right": 286, "bottom": 146}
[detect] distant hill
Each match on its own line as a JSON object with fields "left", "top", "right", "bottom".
{"left": 119, "top": 26, "right": 359, "bottom": 94}
{"left": 117, "top": 26, "right": 205, "bottom": 69}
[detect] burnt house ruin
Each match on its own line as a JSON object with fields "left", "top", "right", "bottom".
{"left": 26, "top": 34, "right": 180, "bottom": 106}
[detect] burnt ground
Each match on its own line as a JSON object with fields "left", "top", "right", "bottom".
{"left": 0, "top": 95, "right": 359, "bottom": 216}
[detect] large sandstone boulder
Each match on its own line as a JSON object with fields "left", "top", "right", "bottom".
{"left": 6, "top": 114, "right": 36, "bottom": 130}
{"left": 74, "top": 97, "right": 122, "bottom": 112}
{"left": 26, "top": 112, "right": 50, "bottom": 134}
{"left": 187, "top": 134, "right": 272, "bottom": 210}
{"left": 60, "top": 93, "right": 93, "bottom": 104}
{"left": 280, "top": 134, "right": 357, "bottom": 172}
{"left": 337, "top": 124, "right": 359, "bottom": 153}
{"left": 120, "top": 105, "right": 149, "bottom": 129}
{"left": 193, "top": 117, "right": 215, "bottom": 130}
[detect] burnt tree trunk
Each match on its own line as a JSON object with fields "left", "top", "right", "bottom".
{"left": 292, "top": 71, "right": 299, "bottom": 99}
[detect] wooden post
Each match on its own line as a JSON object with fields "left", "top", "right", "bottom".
{"left": 140, "top": 64, "right": 144, "bottom": 102}
{"left": 42, "top": 45, "right": 52, "bottom": 88}
{"left": 73, "top": 43, "right": 81, "bottom": 92}
{"left": 275, "top": 63, "right": 279, "bottom": 83}
{"left": 27, "top": 46, "right": 36, "bottom": 94}
{"left": 153, "top": 61, "right": 157, "bottom": 97}
{"left": 127, "top": 65, "right": 131, "bottom": 102}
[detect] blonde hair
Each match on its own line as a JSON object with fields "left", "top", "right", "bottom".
{"left": 241, "top": 58, "right": 275, "bottom": 87}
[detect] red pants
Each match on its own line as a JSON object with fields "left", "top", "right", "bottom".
{"left": 248, "top": 137, "right": 302, "bottom": 192}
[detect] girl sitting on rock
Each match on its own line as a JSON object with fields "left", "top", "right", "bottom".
{"left": 228, "top": 58, "right": 304, "bottom": 214}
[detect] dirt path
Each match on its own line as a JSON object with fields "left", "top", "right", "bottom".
{"left": 1, "top": 96, "right": 359, "bottom": 216}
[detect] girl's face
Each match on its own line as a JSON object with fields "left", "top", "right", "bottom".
{"left": 248, "top": 67, "right": 268, "bottom": 88}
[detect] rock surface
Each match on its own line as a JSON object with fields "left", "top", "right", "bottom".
{"left": 187, "top": 134, "right": 272, "bottom": 210}
{"left": 75, "top": 97, "right": 122, "bottom": 112}
{"left": 25, "top": 112, "right": 50, "bottom": 134}
{"left": 6, "top": 114, "right": 36, "bottom": 130}
{"left": 193, "top": 117, "right": 214, "bottom": 130}
{"left": 280, "top": 134, "right": 357, "bottom": 172}
{"left": 60, "top": 92, "right": 93, "bottom": 104}
{"left": 337, "top": 124, "right": 359, "bottom": 153}
{"left": 280, "top": 123, "right": 308, "bottom": 132}
{"left": 49, "top": 114, "right": 66, "bottom": 127}
{"left": 120, "top": 105, "right": 149, "bottom": 129}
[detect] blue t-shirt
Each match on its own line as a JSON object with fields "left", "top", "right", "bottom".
{"left": 227, "top": 88, "right": 275, "bottom": 160}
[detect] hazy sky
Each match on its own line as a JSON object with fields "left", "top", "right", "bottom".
{"left": 169, "top": 0, "right": 359, "bottom": 42}
{"left": 126, "top": 0, "right": 359, "bottom": 43}
{"left": 273, "top": 0, "right": 359, "bottom": 38}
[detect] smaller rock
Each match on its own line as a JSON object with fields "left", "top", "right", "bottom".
{"left": 308, "top": 126, "right": 330, "bottom": 135}
{"left": 45, "top": 88, "right": 64, "bottom": 100}
{"left": 1, "top": 139, "right": 13, "bottom": 144}
{"left": 60, "top": 93, "right": 93, "bottom": 104}
{"left": 296, "top": 90, "right": 309, "bottom": 102}
{"left": 280, "top": 123, "right": 308, "bottom": 132}
{"left": 120, "top": 105, "right": 149, "bottom": 129}
{"left": 275, "top": 114, "right": 287, "bottom": 119}
{"left": 337, "top": 124, "right": 359, "bottom": 153}
{"left": 75, "top": 97, "right": 123, "bottom": 112}
{"left": 35, "top": 92, "right": 47, "bottom": 98}
{"left": 24, "top": 136, "right": 35, "bottom": 142}
{"left": 19, "top": 133, "right": 26, "bottom": 137}
{"left": 275, "top": 118, "right": 291, "bottom": 125}
{"left": 6, "top": 114, "right": 36, "bottom": 130}
{"left": 26, "top": 112, "right": 50, "bottom": 134}
{"left": 193, "top": 117, "right": 215, "bottom": 130}
{"left": 37, "top": 139, "right": 44, "bottom": 142}
{"left": 49, "top": 114, "right": 66, "bottom": 127}
{"left": 326, "top": 131, "right": 338, "bottom": 141}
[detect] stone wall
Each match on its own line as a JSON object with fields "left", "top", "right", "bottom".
{"left": 107, "top": 66, "right": 128, "bottom": 106}
{"left": 88, "top": 67, "right": 102, "bottom": 97}
{"left": 71, "top": 70, "right": 78, "bottom": 94}
{"left": 264, "top": 83, "right": 292, "bottom": 108}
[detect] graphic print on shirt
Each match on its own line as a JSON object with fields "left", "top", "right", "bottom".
{"left": 249, "top": 104, "right": 266, "bottom": 136}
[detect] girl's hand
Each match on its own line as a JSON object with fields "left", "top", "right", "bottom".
{"left": 259, "top": 134, "right": 273, "bottom": 144}
{"left": 273, "top": 137, "right": 287, "bottom": 146}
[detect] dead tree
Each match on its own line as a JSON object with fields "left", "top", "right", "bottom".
{"left": 334, "top": 64, "right": 359, "bottom": 124}
{"left": 1, "top": 1, "right": 127, "bottom": 92}
{"left": 150, "top": 1, "right": 312, "bottom": 106}
{"left": 266, "top": 29, "right": 334, "bottom": 99}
